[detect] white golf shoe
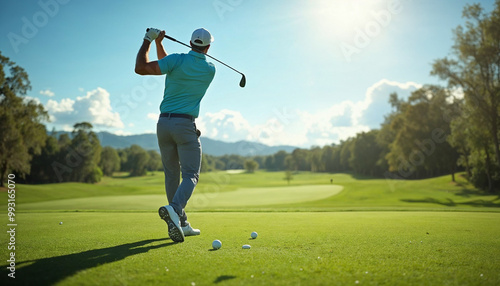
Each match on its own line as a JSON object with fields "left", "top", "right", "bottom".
{"left": 158, "top": 205, "right": 185, "bottom": 243}
{"left": 182, "top": 222, "right": 201, "bottom": 236}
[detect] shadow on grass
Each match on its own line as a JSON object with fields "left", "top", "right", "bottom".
{"left": 214, "top": 275, "right": 237, "bottom": 284}
{"left": 401, "top": 197, "right": 500, "bottom": 208}
{"left": 1, "top": 238, "right": 174, "bottom": 286}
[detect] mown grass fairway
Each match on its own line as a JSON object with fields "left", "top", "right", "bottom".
{"left": 2, "top": 212, "right": 500, "bottom": 285}
{"left": 1, "top": 172, "right": 500, "bottom": 285}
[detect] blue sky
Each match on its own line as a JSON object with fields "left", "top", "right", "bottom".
{"left": 0, "top": 0, "right": 496, "bottom": 148}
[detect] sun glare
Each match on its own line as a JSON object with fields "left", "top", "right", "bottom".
{"left": 313, "top": 0, "right": 387, "bottom": 40}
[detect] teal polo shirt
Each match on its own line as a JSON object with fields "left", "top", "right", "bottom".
{"left": 158, "top": 50, "right": 216, "bottom": 118}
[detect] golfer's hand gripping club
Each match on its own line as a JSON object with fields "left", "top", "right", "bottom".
{"left": 146, "top": 28, "right": 246, "bottom": 88}
{"left": 144, "top": 28, "right": 161, "bottom": 42}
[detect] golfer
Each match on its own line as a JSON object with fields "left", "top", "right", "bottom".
{"left": 135, "top": 28, "right": 215, "bottom": 242}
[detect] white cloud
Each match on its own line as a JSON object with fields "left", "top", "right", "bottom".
{"left": 112, "top": 129, "right": 133, "bottom": 136}
{"left": 46, "top": 98, "right": 74, "bottom": 113}
{"left": 197, "top": 79, "right": 423, "bottom": 148}
{"left": 356, "top": 79, "right": 422, "bottom": 128}
{"left": 42, "top": 80, "right": 423, "bottom": 148}
{"left": 61, "top": 124, "right": 73, "bottom": 132}
{"left": 40, "top": 89, "right": 55, "bottom": 97}
{"left": 23, "top": 96, "right": 42, "bottom": 105}
{"left": 147, "top": 113, "right": 158, "bottom": 120}
{"left": 46, "top": 87, "right": 124, "bottom": 129}
{"left": 198, "top": 109, "right": 252, "bottom": 140}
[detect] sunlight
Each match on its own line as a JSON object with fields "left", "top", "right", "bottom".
{"left": 312, "top": 0, "right": 390, "bottom": 40}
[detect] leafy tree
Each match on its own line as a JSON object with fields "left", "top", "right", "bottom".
{"left": 467, "top": 123, "right": 498, "bottom": 190}
{"left": 290, "top": 149, "right": 310, "bottom": 171}
{"left": 99, "top": 146, "right": 121, "bottom": 176}
{"left": 264, "top": 155, "right": 275, "bottom": 170}
{"left": 27, "top": 135, "right": 60, "bottom": 183}
{"left": 67, "top": 122, "right": 102, "bottom": 183}
{"left": 284, "top": 170, "right": 293, "bottom": 185}
{"left": 446, "top": 101, "right": 472, "bottom": 178}
{"left": 321, "top": 145, "right": 339, "bottom": 173}
{"left": 118, "top": 149, "right": 129, "bottom": 172}
{"left": 201, "top": 153, "right": 213, "bottom": 173}
{"left": 273, "top": 151, "right": 289, "bottom": 170}
{"left": 339, "top": 139, "right": 354, "bottom": 172}
{"left": 244, "top": 159, "right": 259, "bottom": 173}
{"left": 284, "top": 154, "right": 294, "bottom": 171}
{"left": 125, "top": 145, "right": 150, "bottom": 176}
{"left": 58, "top": 133, "right": 71, "bottom": 147}
{"left": 253, "top": 156, "right": 266, "bottom": 171}
{"left": 219, "top": 154, "right": 245, "bottom": 170}
{"left": 200, "top": 154, "right": 226, "bottom": 172}
{"left": 213, "top": 157, "right": 225, "bottom": 170}
{"left": 146, "top": 150, "right": 162, "bottom": 172}
{"left": 0, "top": 52, "right": 48, "bottom": 186}
{"left": 349, "top": 130, "right": 384, "bottom": 176}
{"left": 385, "top": 86, "right": 459, "bottom": 180}
{"left": 310, "top": 146, "right": 324, "bottom": 172}
{"left": 431, "top": 1, "right": 500, "bottom": 190}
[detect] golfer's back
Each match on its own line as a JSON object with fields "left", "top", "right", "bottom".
{"left": 158, "top": 51, "right": 216, "bottom": 118}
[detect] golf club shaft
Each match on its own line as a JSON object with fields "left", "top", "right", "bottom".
{"left": 147, "top": 29, "right": 245, "bottom": 77}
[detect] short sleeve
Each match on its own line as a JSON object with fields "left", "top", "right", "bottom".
{"left": 157, "top": 54, "right": 182, "bottom": 75}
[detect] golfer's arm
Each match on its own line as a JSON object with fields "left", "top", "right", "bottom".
{"left": 156, "top": 41, "right": 167, "bottom": 60}
{"left": 135, "top": 40, "right": 161, "bottom": 75}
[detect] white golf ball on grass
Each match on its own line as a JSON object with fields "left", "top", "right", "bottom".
{"left": 212, "top": 240, "right": 222, "bottom": 250}
{"left": 251, "top": 232, "right": 258, "bottom": 239}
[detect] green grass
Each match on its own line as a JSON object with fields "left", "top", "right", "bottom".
{"left": 18, "top": 185, "right": 343, "bottom": 211}
{"left": 10, "top": 171, "right": 500, "bottom": 212}
{"left": 1, "top": 212, "right": 499, "bottom": 285}
{"left": 1, "top": 171, "right": 500, "bottom": 285}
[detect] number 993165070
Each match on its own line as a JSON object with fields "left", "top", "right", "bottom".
{"left": 7, "top": 174, "right": 16, "bottom": 223}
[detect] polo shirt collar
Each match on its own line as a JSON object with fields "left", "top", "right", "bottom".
{"left": 188, "top": 50, "right": 206, "bottom": 59}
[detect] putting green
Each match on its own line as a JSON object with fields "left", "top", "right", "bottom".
{"left": 20, "top": 185, "right": 343, "bottom": 211}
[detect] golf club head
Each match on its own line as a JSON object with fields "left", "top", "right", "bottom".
{"left": 240, "top": 74, "right": 246, "bottom": 88}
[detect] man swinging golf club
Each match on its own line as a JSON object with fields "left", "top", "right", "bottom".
{"left": 135, "top": 27, "right": 216, "bottom": 242}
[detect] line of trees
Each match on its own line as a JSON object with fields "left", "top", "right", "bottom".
{"left": 26, "top": 125, "right": 163, "bottom": 184}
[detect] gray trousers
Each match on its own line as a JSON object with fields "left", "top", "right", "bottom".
{"left": 156, "top": 116, "right": 201, "bottom": 225}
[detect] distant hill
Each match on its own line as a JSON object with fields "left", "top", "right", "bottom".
{"left": 52, "top": 131, "right": 298, "bottom": 156}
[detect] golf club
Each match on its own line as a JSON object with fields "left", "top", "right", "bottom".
{"left": 146, "top": 28, "right": 246, "bottom": 88}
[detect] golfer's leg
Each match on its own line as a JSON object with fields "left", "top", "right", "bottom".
{"left": 171, "top": 129, "right": 201, "bottom": 223}
{"left": 157, "top": 118, "right": 180, "bottom": 204}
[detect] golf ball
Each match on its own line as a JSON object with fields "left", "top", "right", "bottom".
{"left": 251, "top": 232, "right": 258, "bottom": 239}
{"left": 242, "top": 244, "right": 251, "bottom": 249}
{"left": 59, "top": 222, "right": 63, "bottom": 225}
{"left": 212, "top": 239, "right": 222, "bottom": 250}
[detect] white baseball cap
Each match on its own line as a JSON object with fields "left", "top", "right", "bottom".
{"left": 191, "top": 28, "right": 214, "bottom": 47}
